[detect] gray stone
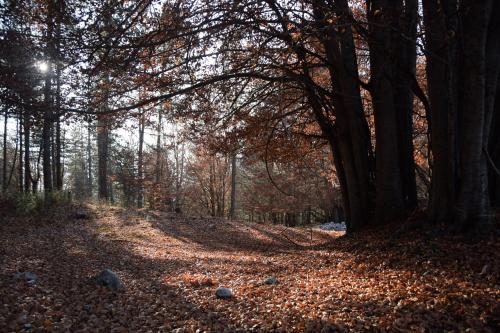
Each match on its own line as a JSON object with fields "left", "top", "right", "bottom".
{"left": 14, "top": 272, "right": 38, "bottom": 284}
{"left": 215, "top": 287, "right": 233, "bottom": 299}
{"left": 264, "top": 276, "right": 279, "bottom": 285}
{"left": 92, "top": 269, "right": 124, "bottom": 291}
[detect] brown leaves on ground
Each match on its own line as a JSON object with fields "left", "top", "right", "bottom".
{"left": 0, "top": 205, "right": 499, "bottom": 332}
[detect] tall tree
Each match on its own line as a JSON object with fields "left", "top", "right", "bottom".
{"left": 423, "top": 0, "right": 499, "bottom": 231}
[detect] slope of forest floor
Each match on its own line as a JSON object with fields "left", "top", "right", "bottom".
{"left": 0, "top": 205, "right": 499, "bottom": 333}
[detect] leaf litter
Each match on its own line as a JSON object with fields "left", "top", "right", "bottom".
{"left": 0, "top": 205, "right": 499, "bottom": 332}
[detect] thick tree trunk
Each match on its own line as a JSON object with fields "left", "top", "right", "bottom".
{"left": 423, "top": 0, "right": 459, "bottom": 223}
{"left": 311, "top": 0, "right": 375, "bottom": 231}
{"left": 489, "top": 83, "right": 500, "bottom": 207}
{"left": 453, "top": 1, "right": 494, "bottom": 231}
{"left": 424, "top": 0, "right": 496, "bottom": 231}
{"left": 394, "top": 0, "right": 418, "bottom": 210}
{"left": 486, "top": 4, "right": 500, "bottom": 208}
{"left": 97, "top": 114, "right": 109, "bottom": 201}
{"left": 367, "top": 0, "right": 407, "bottom": 223}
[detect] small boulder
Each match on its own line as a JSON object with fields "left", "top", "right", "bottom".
{"left": 215, "top": 287, "right": 233, "bottom": 299}
{"left": 14, "top": 272, "right": 38, "bottom": 284}
{"left": 264, "top": 276, "right": 279, "bottom": 285}
{"left": 92, "top": 269, "right": 124, "bottom": 291}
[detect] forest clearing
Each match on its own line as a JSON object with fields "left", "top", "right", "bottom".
{"left": 2, "top": 0, "right": 500, "bottom": 331}
{"left": 1, "top": 205, "right": 499, "bottom": 332}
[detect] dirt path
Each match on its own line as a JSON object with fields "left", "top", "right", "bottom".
{"left": 1, "top": 206, "right": 498, "bottom": 332}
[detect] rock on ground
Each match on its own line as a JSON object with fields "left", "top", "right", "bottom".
{"left": 264, "top": 277, "right": 278, "bottom": 285}
{"left": 215, "top": 287, "right": 233, "bottom": 299}
{"left": 14, "top": 271, "right": 38, "bottom": 284}
{"left": 92, "top": 269, "right": 124, "bottom": 291}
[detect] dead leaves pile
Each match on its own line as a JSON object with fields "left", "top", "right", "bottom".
{"left": 0, "top": 205, "right": 499, "bottom": 332}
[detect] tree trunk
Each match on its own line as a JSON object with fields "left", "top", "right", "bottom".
{"left": 486, "top": 3, "right": 500, "bottom": 208}
{"left": 155, "top": 108, "right": 162, "bottom": 184}
{"left": 393, "top": 0, "right": 418, "bottom": 210}
{"left": 97, "top": 114, "right": 109, "bottom": 201}
{"left": 424, "top": 0, "right": 496, "bottom": 231}
{"left": 42, "top": 68, "right": 53, "bottom": 193}
{"left": 24, "top": 111, "right": 31, "bottom": 193}
{"left": 54, "top": 92, "right": 62, "bottom": 190}
{"left": 489, "top": 82, "right": 500, "bottom": 207}
{"left": 229, "top": 153, "right": 237, "bottom": 219}
{"left": 137, "top": 113, "right": 145, "bottom": 208}
{"left": 367, "top": 0, "right": 413, "bottom": 223}
{"left": 2, "top": 110, "right": 7, "bottom": 192}
{"left": 54, "top": 5, "right": 62, "bottom": 191}
{"left": 311, "top": 0, "right": 375, "bottom": 231}
{"left": 423, "top": 0, "right": 459, "bottom": 224}
{"left": 18, "top": 114, "right": 23, "bottom": 192}
{"left": 87, "top": 120, "right": 93, "bottom": 198}
{"left": 453, "top": 0, "right": 495, "bottom": 231}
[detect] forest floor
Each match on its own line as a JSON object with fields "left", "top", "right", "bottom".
{"left": 0, "top": 205, "right": 499, "bottom": 333}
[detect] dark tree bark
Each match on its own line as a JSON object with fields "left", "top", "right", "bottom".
{"left": 393, "top": 0, "right": 418, "bottom": 210}
{"left": 423, "top": 0, "right": 459, "bottom": 224}
{"left": 367, "top": 0, "right": 417, "bottom": 223}
{"left": 454, "top": 0, "right": 495, "bottom": 231}
{"left": 24, "top": 110, "right": 31, "bottom": 193}
{"left": 18, "top": 113, "right": 23, "bottom": 192}
{"left": 97, "top": 114, "right": 109, "bottom": 201}
{"left": 424, "top": 0, "right": 497, "bottom": 231}
{"left": 54, "top": 4, "right": 62, "bottom": 191}
{"left": 2, "top": 110, "right": 7, "bottom": 192}
{"left": 42, "top": 69, "right": 53, "bottom": 193}
{"left": 42, "top": 2, "right": 55, "bottom": 194}
{"left": 6, "top": 117, "right": 19, "bottom": 191}
{"left": 310, "top": 0, "right": 375, "bottom": 231}
{"left": 87, "top": 120, "right": 93, "bottom": 197}
{"left": 137, "top": 112, "right": 145, "bottom": 208}
{"left": 489, "top": 82, "right": 500, "bottom": 207}
{"left": 155, "top": 108, "right": 162, "bottom": 184}
{"left": 54, "top": 79, "right": 62, "bottom": 190}
{"left": 229, "top": 153, "right": 237, "bottom": 219}
{"left": 486, "top": 3, "right": 500, "bottom": 208}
